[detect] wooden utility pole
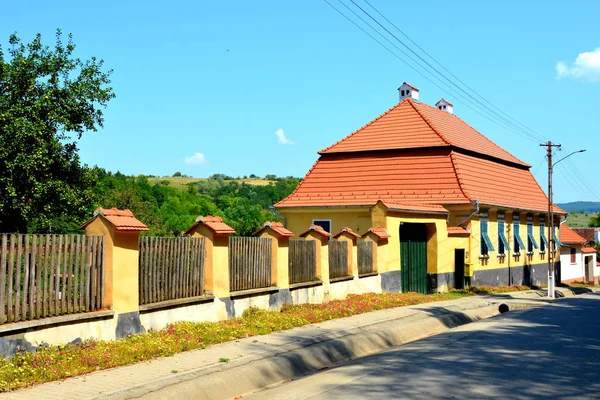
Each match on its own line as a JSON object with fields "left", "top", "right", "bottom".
{"left": 540, "top": 141, "right": 561, "bottom": 298}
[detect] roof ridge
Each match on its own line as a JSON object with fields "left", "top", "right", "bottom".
{"left": 408, "top": 99, "right": 452, "bottom": 146}
{"left": 449, "top": 151, "right": 473, "bottom": 202}
{"left": 318, "top": 100, "right": 409, "bottom": 154}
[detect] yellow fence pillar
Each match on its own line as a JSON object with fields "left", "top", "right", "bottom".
{"left": 334, "top": 227, "right": 361, "bottom": 277}
{"left": 255, "top": 222, "right": 293, "bottom": 289}
{"left": 80, "top": 208, "right": 148, "bottom": 338}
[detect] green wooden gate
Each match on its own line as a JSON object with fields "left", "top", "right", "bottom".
{"left": 400, "top": 223, "right": 428, "bottom": 294}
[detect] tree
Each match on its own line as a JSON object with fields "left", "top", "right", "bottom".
{"left": 0, "top": 30, "right": 115, "bottom": 232}
{"left": 172, "top": 171, "right": 182, "bottom": 177}
{"left": 590, "top": 213, "right": 600, "bottom": 228}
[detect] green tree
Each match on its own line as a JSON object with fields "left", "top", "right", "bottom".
{"left": 590, "top": 213, "right": 600, "bottom": 227}
{"left": 0, "top": 30, "right": 115, "bottom": 232}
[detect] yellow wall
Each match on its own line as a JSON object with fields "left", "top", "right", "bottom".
{"left": 385, "top": 213, "right": 450, "bottom": 275}
{"left": 472, "top": 210, "right": 551, "bottom": 274}
{"left": 257, "top": 229, "right": 291, "bottom": 288}
{"left": 279, "top": 207, "right": 372, "bottom": 237}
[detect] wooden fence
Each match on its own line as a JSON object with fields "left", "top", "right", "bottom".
{"left": 329, "top": 240, "right": 350, "bottom": 280}
{"left": 358, "top": 240, "right": 375, "bottom": 275}
{"left": 138, "top": 236, "right": 206, "bottom": 305}
{"left": 0, "top": 234, "right": 105, "bottom": 325}
{"left": 288, "top": 239, "right": 318, "bottom": 284}
{"left": 229, "top": 237, "right": 272, "bottom": 292}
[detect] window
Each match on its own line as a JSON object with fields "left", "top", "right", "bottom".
{"left": 480, "top": 214, "right": 494, "bottom": 256}
{"left": 401, "top": 90, "right": 405, "bottom": 96}
{"left": 497, "top": 213, "right": 510, "bottom": 255}
{"left": 540, "top": 220, "right": 548, "bottom": 252}
{"left": 570, "top": 247, "right": 576, "bottom": 264}
{"left": 527, "top": 219, "right": 539, "bottom": 253}
{"left": 513, "top": 214, "right": 525, "bottom": 254}
{"left": 312, "top": 219, "right": 331, "bottom": 233}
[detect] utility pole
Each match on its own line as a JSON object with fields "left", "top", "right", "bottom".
{"left": 540, "top": 143, "right": 586, "bottom": 299}
{"left": 540, "top": 141, "right": 561, "bottom": 299}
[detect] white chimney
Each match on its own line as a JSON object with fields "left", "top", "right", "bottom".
{"left": 398, "top": 82, "right": 419, "bottom": 102}
{"left": 435, "top": 98, "right": 454, "bottom": 114}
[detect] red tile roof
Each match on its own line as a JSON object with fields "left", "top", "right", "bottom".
{"left": 253, "top": 221, "right": 294, "bottom": 237}
{"left": 275, "top": 150, "right": 562, "bottom": 214}
{"left": 572, "top": 228, "right": 598, "bottom": 244}
{"left": 333, "top": 227, "right": 361, "bottom": 239}
{"left": 560, "top": 225, "right": 586, "bottom": 245}
{"left": 80, "top": 208, "right": 148, "bottom": 232}
{"left": 184, "top": 216, "right": 236, "bottom": 236}
{"left": 581, "top": 247, "right": 597, "bottom": 254}
{"left": 450, "top": 152, "right": 564, "bottom": 214}
{"left": 276, "top": 150, "right": 469, "bottom": 208}
{"left": 362, "top": 227, "right": 391, "bottom": 239}
{"left": 319, "top": 98, "right": 528, "bottom": 167}
{"left": 299, "top": 224, "right": 332, "bottom": 238}
{"left": 447, "top": 226, "right": 470, "bottom": 237}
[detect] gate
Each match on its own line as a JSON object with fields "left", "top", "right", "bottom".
{"left": 400, "top": 223, "right": 428, "bottom": 294}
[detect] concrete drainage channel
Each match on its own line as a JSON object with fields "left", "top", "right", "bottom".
{"left": 113, "top": 299, "right": 540, "bottom": 400}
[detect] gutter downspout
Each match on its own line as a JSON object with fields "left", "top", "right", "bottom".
{"left": 457, "top": 200, "right": 480, "bottom": 227}
{"left": 268, "top": 205, "right": 286, "bottom": 228}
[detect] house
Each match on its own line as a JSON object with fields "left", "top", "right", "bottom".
{"left": 571, "top": 227, "right": 600, "bottom": 246}
{"left": 274, "top": 83, "right": 566, "bottom": 293}
{"left": 559, "top": 224, "right": 598, "bottom": 285}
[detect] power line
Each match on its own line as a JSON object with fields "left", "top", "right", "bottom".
{"left": 322, "top": 0, "right": 546, "bottom": 142}
{"left": 359, "top": 0, "right": 546, "bottom": 142}
{"left": 346, "top": 0, "right": 547, "bottom": 143}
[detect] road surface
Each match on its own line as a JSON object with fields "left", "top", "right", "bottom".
{"left": 244, "top": 293, "right": 600, "bottom": 400}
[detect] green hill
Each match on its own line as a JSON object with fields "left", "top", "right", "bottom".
{"left": 556, "top": 201, "right": 600, "bottom": 214}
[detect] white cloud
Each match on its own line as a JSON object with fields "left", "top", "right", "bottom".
{"left": 556, "top": 47, "right": 600, "bottom": 82}
{"left": 276, "top": 128, "right": 295, "bottom": 145}
{"left": 184, "top": 152, "right": 206, "bottom": 165}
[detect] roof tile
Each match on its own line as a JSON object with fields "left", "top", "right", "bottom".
{"left": 560, "top": 225, "right": 586, "bottom": 245}
{"left": 333, "top": 227, "right": 361, "bottom": 239}
{"left": 253, "top": 221, "right": 294, "bottom": 237}
{"left": 320, "top": 98, "right": 528, "bottom": 167}
{"left": 299, "top": 224, "right": 332, "bottom": 238}
{"left": 447, "top": 226, "right": 470, "bottom": 237}
{"left": 184, "top": 216, "right": 236, "bottom": 236}
{"left": 362, "top": 227, "right": 391, "bottom": 239}
{"left": 581, "top": 247, "right": 597, "bottom": 254}
{"left": 80, "top": 207, "right": 148, "bottom": 232}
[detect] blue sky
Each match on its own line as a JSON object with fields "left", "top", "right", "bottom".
{"left": 2, "top": 1, "right": 599, "bottom": 203}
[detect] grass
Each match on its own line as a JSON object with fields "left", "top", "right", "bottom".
{"left": 147, "top": 177, "right": 275, "bottom": 190}
{"left": 563, "top": 212, "right": 594, "bottom": 228}
{"left": 0, "top": 286, "right": 529, "bottom": 392}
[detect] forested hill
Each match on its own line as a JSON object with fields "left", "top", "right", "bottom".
{"left": 37, "top": 170, "right": 300, "bottom": 237}
{"left": 556, "top": 201, "right": 600, "bottom": 214}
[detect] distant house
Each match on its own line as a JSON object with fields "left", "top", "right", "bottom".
{"left": 275, "top": 83, "right": 566, "bottom": 293}
{"left": 559, "top": 225, "right": 598, "bottom": 285}
{"left": 571, "top": 227, "right": 600, "bottom": 246}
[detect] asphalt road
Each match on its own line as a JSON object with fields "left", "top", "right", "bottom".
{"left": 243, "top": 293, "right": 600, "bottom": 400}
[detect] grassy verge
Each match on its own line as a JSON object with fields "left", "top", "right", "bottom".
{"left": 0, "top": 287, "right": 528, "bottom": 391}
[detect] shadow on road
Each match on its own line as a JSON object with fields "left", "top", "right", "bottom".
{"left": 252, "top": 293, "right": 600, "bottom": 399}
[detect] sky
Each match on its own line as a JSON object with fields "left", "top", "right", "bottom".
{"left": 2, "top": 0, "right": 600, "bottom": 204}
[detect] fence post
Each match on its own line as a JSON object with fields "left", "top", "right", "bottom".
{"left": 81, "top": 208, "right": 148, "bottom": 338}
{"left": 255, "top": 222, "right": 293, "bottom": 289}
{"left": 184, "top": 216, "right": 235, "bottom": 300}
{"left": 333, "top": 227, "right": 360, "bottom": 278}
{"left": 300, "top": 225, "right": 331, "bottom": 298}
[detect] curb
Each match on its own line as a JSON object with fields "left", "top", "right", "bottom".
{"left": 100, "top": 301, "right": 509, "bottom": 400}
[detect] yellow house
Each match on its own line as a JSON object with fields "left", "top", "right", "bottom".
{"left": 274, "top": 84, "right": 566, "bottom": 293}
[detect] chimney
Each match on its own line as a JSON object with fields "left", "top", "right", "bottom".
{"left": 398, "top": 82, "right": 419, "bottom": 102}
{"left": 435, "top": 98, "right": 454, "bottom": 114}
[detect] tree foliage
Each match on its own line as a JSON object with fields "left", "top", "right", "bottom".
{"left": 590, "top": 213, "right": 600, "bottom": 228}
{"left": 92, "top": 172, "right": 300, "bottom": 237}
{"left": 0, "top": 30, "right": 114, "bottom": 232}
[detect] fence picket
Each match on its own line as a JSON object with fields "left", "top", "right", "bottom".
{"left": 28, "top": 235, "right": 37, "bottom": 319}
{"left": 14, "top": 235, "right": 22, "bottom": 322}
{"left": 7, "top": 235, "right": 15, "bottom": 323}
